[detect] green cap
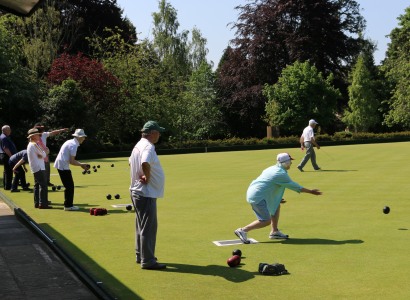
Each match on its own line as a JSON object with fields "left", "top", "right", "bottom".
{"left": 141, "top": 121, "right": 165, "bottom": 133}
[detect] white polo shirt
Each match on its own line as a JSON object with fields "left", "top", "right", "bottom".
{"left": 54, "top": 138, "right": 80, "bottom": 170}
{"left": 301, "top": 125, "right": 315, "bottom": 142}
{"left": 27, "top": 142, "right": 46, "bottom": 173}
{"left": 129, "top": 138, "right": 165, "bottom": 198}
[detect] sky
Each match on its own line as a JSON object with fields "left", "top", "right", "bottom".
{"left": 116, "top": 0, "right": 409, "bottom": 67}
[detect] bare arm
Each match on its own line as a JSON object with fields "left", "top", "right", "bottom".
{"left": 311, "top": 137, "right": 320, "bottom": 149}
{"left": 12, "top": 158, "right": 26, "bottom": 173}
{"left": 140, "top": 162, "right": 151, "bottom": 184}
{"left": 48, "top": 128, "right": 69, "bottom": 137}
{"left": 69, "top": 155, "right": 89, "bottom": 170}
{"left": 301, "top": 188, "right": 322, "bottom": 195}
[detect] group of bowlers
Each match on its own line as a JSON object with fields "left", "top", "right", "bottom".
{"left": 3, "top": 119, "right": 323, "bottom": 270}
{"left": 131, "top": 119, "right": 323, "bottom": 270}
{"left": 1, "top": 124, "right": 90, "bottom": 210}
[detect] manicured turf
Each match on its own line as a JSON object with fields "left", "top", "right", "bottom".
{"left": 4, "top": 142, "right": 410, "bottom": 299}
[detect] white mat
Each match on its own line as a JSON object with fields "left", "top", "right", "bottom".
{"left": 213, "top": 238, "right": 258, "bottom": 246}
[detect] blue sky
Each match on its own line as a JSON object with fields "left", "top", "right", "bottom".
{"left": 117, "top": 0, "right": 409, "bottom": 66}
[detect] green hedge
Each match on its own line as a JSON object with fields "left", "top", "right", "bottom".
{"left": 74, "top": 131, "right": 410, "bottom": 159}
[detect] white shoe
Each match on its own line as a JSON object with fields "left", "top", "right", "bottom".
{"left": 64, "top": 206, "right": 80, "bottom": 211}
{"left": 235, "top": 228, "right": 250, "bottom": 244}
{"left": 269, "top": 230, "right": 289, "bottom": 239}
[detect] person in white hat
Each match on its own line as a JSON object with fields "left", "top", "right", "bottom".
{"left": 54, "top": 129, "right": 90, "bottom": 211}
{"left": 27, "top": 128, "right": 51, "bottom": 209}
{"left": 297, "top": 119, "right": 321, "bottom": 171}
{"left": 234, "top": 153, "right": 322, "bottom": 244}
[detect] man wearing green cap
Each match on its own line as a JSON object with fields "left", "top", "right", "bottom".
{"left": 129, "top": 121, "right": 167, "bottom": 270}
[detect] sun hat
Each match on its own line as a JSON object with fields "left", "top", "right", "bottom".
{"left": 141, "top": 121, "right": 165, "bottom": 133}
{"left": 27, "top": 128, "right": 42, "bottom": 138}
{"left": 277, "top": 153, "right": 294, "bottom": 163}
{"left": 72, "top": 129, "right": 87, "bottom": 137}
{"left": 309, "top": 119, "right": 318, "bottom": 125}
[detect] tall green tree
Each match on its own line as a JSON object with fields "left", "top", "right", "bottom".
{"left": 343, "top": 54, "right": 379, "bottom": 132}
{"left": 264, "top": 61, "right": 340, "bottom": 135}
{"left": 57, "top": 0, "right": 136, "bottom": 55}
{"left": 382, "top": 7, "right": 410, "bottom": 130}
{"left": 0, "top": 18, "right": 40, "bottom": 140}
{"left": 216, "top": 0, "right": 365, "bottom": 137}
{"left": 152, "top": 0, "right": 190, "bottom": 76}
{"left": 180, "top": 61, "right": 224, "bottom": 140}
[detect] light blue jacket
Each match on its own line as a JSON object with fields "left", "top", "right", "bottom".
{"left": 247, "top": 164, "right": 303, "bottom": 215}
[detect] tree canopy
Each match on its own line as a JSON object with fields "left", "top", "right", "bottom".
{"left": 216, "top": 0, "right": 364, "bottom": 137}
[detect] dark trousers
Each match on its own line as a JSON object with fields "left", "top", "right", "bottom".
{"left": 57, "top": 169, "right": 75, "bottom": 207}
{"left": 33, "top": 170, "right": 48, "bottom": 206}
{"left": 10, "top": 166, "right": 27, "bottom": 190}
{"left": 2, "top": 154, "right": 12, "bottom": 190}
{"left": 131, "top": 191, "right": 158, "bottom": 268}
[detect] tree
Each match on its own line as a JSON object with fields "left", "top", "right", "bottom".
{"left": 180, "top": 61, "right": 224, "bottom": 140}
{"left": 0, "top": 18, "right": 41, "bottom": 141}
{"left": 264, "top": 61, "right": 340, "bottom": 135}
{"left": 57, "top": 0, "right": 136, "bottom": 55}
{"left": 382, "top": 7, "right": 410, "bottom": 130}
{"left": 343, "top": 54, "right": 379, "bottom": 132}
{"left": 152, "top": 0, "right": 190, "bottom": 76}
{"left": 47, "top": 52, "right": 124, "bottom": 141}
{"left": 216, "top": 0, "right": 365, "bottom": 137}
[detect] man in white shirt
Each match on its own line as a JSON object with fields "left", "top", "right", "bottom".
{"left": 298, "top": 119, "right": 321, "bottom": 172}
{"left": 129, "top": 121, "right": 166, "bottom": 270}
{"left": 54, "top": 129, "right": 89, "bottom": 211}
{"left": 27, "top": 128, "right": 50, "bottom": 209}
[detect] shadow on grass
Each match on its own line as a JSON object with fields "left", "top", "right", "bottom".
{"left": 163, "top": 263, "right": 255, "bottom": 283}
{"left": 262, "top": 238, "right": 364, "bottom": 245}
{"left": 303, "top": 169, "right": 358, "bottom": 172}
{"left": 40, "top": 223, "right": 142, "bottom": 299}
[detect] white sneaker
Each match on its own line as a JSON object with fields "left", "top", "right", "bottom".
{"left": 269, "top": 230, "right": 289, "bottom": 239}
{"left": 64, "top": 206, "right": 80, "bottom": 211}
{"left": 235, "top": 228, "right": 250, "bottom": 244}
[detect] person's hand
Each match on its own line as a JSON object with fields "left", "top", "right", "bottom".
{"left": 13, "top": 168, "right": 18, "bottom": 174}
{"left": 81, "top": 163, "right": 90, "bottom": 170}
{"left": 45, "top": 147, "right": 50, "bottom": 155}
{"left": 301, "top": 146, "right": 304, "bottom": 151}
{"left": 310, "top": 189, "right": 322, "bottom": 195}
{"left": 139, "top": 175, "right": 147, "bottom": 184}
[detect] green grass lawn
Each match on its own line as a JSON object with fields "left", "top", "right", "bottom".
{"left": 4, "top": 142, "right": 410, "bottom": 299}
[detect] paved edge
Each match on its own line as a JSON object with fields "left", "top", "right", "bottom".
{"left": 0, "top": 191, "right": 117, "bottom": 300}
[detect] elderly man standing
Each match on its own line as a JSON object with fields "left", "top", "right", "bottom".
{"left": 1, "top": 125, "right": 17, "bottom": 190}
{"left": 27, "top": 128, "right": 51, "bottom": 209}
{"left": 297, "top": 119, "right": 321, "bottom": 172}
{"left": 129, "top": 121, "right": 166, "bottom": 270}
{"left": 54, "top": 129, "right": 89, "bottom": 211}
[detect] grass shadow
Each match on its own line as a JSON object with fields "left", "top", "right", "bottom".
{"left": 262, "top": 238, "right": 364, "bottom": 245}
{"left": 304, "top": 169, "right": 358, "bottom": 172}
{"left": 163, "top": 263, "right": 255, "bottom": 283}
{"left": 40, "top": 223, "right": 142, "bottom": 299}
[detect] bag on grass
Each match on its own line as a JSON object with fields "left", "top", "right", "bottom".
{"left": 258, "top": 262, "right": 289, "bottom": 276}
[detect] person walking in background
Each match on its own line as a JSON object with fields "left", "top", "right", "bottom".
{"left": 234, "top": 153, "right": 322, "bottom": 244}
{"left": 9, "top": 150, "right": 31, "bottom": 192}
{"left": 1, "top": 125, "right": 18, "bottom": 190}
{"left": 129, "top": 121, "right": 167, "bottom": 270}
{"left": 297, "top": 119, "right": 321, "bottom": 172}
{"left": 54, "top": 129, "right": 89, "bottom": 211}
{"left": 27, "top": 128, "right": 51, "bottom": 209}
{"left": 34, "top": 123, "right": 69, "bottom": 187}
